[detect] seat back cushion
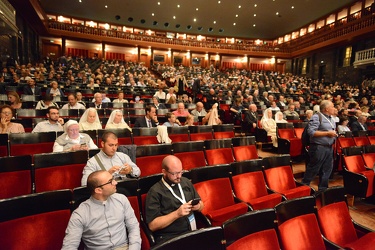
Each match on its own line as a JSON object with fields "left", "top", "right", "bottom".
{"left": 264, "top": 166, "right": 296, "bottom": 192}
{"left": 317, "top": 201, "right": 358, "bottom": 246}
{"left": 227, "top": 229, "right": 280, "bottom": 250}
{"left": 278, "top": 214, "right": 325, "bottom": 250}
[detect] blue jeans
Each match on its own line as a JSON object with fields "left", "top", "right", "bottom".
{"left": 302, "top": 144, "right": 334, "bottom": 191}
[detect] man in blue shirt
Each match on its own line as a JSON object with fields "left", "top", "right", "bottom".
{"left": 302, "top": 100, "right": 337, "bottom": 191}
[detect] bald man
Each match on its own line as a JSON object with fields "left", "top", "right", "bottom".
{"left": 190, "top": 102, "right": 207, "bottom": 122}
{"left": 145, "top": 155, "right": 203, "bottom": 244}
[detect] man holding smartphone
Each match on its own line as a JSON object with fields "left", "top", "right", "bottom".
{"left": 145, "top": 155, "right": 204, "bottom": 244}
{"left": 81, "top": 131, "right": 140, "bottom": 186}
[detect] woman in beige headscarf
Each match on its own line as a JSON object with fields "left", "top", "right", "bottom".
{"left": 79, "top": 108, "right": 102, "bottom": 131}
{"left": 261, "top": 108, "right": 278, "bottom": 147}
{"left": 105, "top": 109, "right": 132, "bottom": 132}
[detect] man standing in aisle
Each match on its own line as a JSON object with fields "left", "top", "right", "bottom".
{"left": 302, "top": 100, "right": 337, "bottom": 191}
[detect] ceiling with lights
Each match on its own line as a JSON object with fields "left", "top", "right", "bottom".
{"left": 39, "top": 0, "right": 355, "bottom": 39}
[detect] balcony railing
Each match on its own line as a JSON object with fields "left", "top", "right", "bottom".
{"left": 354, "top": 48, "right": 375, "bottom": 68}
{"left": 46, "top": 5, "right": 375, "bottom": 55}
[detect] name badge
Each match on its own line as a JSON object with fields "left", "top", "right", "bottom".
{"left": 188, "top": 214, "right": 196, "bottom": 231}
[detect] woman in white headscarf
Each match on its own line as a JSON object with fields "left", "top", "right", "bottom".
{"left": 53, "top": 120, "right": 98, "bottom": 152}
{"left": 261, "top": 108, "right": 278, "bottom": 147}
{"left": 105, "top": 109, "right": 132, "bottom": 131}
{"left": 79, "top": 108, "right": 102, "bottom": 131}
{"left": 275, "top": 111, "right": 288, "bottom": 124}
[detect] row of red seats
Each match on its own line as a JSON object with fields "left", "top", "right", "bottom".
{"left": 0, "top": 125, "right": 236, "bottom": 157}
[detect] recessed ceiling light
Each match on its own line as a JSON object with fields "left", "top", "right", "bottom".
{"left": 196, "top": 8, "right": 199, "bottom": 11}
{"left": 173, "top": 16, "right": 176, "bottom": 19}
{"left": 236, "top": 14, "right": 238, "bottom": 17}
{"left": 218, "top": 1, "right": 221, "bottom": 3}
{"left": 254, "top": 4, "right": 257, "bottom": 7}
{"left": 177, "top": 5, "right": 180, "bottom": 8}
{"left": 152, "top": 13, "right": 154, "bottom": 16}
{"left": 253, "top": 24, "right": 256, "bottom": 27}
{"left": 233, "top": 23, "right": 236, "bottom": 26}
{"left": 79, "top": 0, "right": 82, "bottom": 2}
{"left": 254, "top": 14, "right": 257, "bottom": 17}
{"left": 157, "top": 2, "right": 160, "bottom": 5}
{"left": 238, "top": 5, "right": 241, "bottom": 8}
{"left": 276, "top": 12, "right": 279, "bottom": 15}
{"left": 291, "top": 6, "right": 294, "bottom": 9}
{"left": 193, "top": 18, "right": 196, "bottom": 22}
{"left": 213, "top": 21, "right": 216, "bottom": 24}
{"left": 105, "top": 5, "right": 108, "bottom": 8}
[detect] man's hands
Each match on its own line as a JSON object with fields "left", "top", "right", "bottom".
{"left": 108, "top": 163, "right": 132, "bottom": 175}
{"left": 176, "top": 203, "right": 193, "bottom": 217}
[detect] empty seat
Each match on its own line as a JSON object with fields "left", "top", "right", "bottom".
{"left": 172, "top": 141, "right": 207, "bottom": 170}
{"left": 275, "top": 196, "right": 326, "bottom": 250}
{"left": 189, "top": 125, "right": 213, "bottom": 141}
{"left": 0, "top": 155, "right": 33, "bottom": 199}
{"left": 204, "top": 139, "right": 234, "bottom": 165}
{"left": 231, "top": 160, "right": 283, "bottom": 210}
{"left": 33, "top": 151, "right": 88, "bottom": 192}
{"left": 223, "top": 209, "right": 280, "bottom": 250}
{"left": 0, "top": 190, "right": 72, "bottom": 249}
{"left": 263, "top": 155, "right": 312, "bottom": 199}
{"left": 190, "top": 165, "right": 250, "bottom": 226}
{"left": 9, "top": 133, "right": 54, "bottom": 156}
{"left": 136, "top": 144, "right": 172, "bottom": 177}
{"left": 277, "top": 128, "right": 303, "bottom": 157}
{"left": 231, "top": 136, "right": 259, "bottom": 161}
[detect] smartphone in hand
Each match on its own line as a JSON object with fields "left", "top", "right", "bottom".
{"left": 191, "top": 198, "right": 201, "bottom": 206}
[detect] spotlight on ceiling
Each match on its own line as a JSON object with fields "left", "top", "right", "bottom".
{"left": 164, "top": 22, "right": 169, "bottom": 27}
{"left": 219, "top": 28, "right": 224, "bottom": 32}
{"left": 198, "top": 27, "right": 203, "bottom": 31}
{"left": 115, "top": 15, "right": 121, "bottom": 20}
{"left": 140, "top": 19, "right": 146, "bottom": 24}
{"left": 153, "top": 21, "right": 158, "bottom": 25}
{"left": 187, "top": 25, "right": 192, "bottom": 30}
{"left": 128, "top": 17, "right": 133, "bottom": 22}
{"left": 208, "top": 27, "right": 213, "bottom": 32}
{"left": 175, "top": 24, "right": 181, "bottom": 28}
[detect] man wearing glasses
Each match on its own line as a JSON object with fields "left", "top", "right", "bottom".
{"left": 145, "top": 155, "right": 204, "bottom": 244}
{"left": 32, "top": 106, "right": 64, "bottom": 133}
{"left": 62, "top": 170, "right": 141, "bottom": 250}
{"left": 81, "top": 131, "right": 140, "bottom": 186}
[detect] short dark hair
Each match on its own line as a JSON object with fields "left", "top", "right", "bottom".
{"left": 102, "top": 131, "right": 118, "bottom": 143}
{"left": 47, "top": 106, "right": 59, "bottom": 114}
{"left": 145, "top": 105, "right": 154, "bottom": 114}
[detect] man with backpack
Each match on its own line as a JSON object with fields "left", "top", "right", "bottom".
{"left": 302, "top": 100, "right": 338, "bottom": 191}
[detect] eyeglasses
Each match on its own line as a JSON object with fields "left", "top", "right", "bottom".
{"left": 96, "top": 178, "right": 116, "bottom": 188}
{"left": 166, "top": 170, "right": 183, "bottom": 176}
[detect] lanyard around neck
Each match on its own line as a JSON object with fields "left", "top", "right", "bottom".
{"left": 320, "top": 112, "right": 334, "bottom": 129}
{"left": 161, "top": 177, "right": 186, "bottom": 204}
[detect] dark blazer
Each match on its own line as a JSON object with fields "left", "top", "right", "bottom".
{"left": 351, "top": 121, "right": 368, "bottom": 132}
{"left": 23, "top": 85, "right": 41, "bottom": 96}
{"left": 134, "top": 116, "right": 158, "bottom": 128}
{"left": 243, "top": 110, "right": 258, "bottom": 128}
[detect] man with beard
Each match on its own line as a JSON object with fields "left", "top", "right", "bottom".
{"left": 145, "top": 155, "right": 204, "bottom": 244}
{"left": 32, "top": 106, "right": 64, "bottom": 133}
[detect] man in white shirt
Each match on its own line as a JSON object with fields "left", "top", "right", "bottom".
{"left": 32, "top": 106, "right": 64, "bottom": 133}
{"left": 190, "top": 102, "right": 207, "bottom": 122}
{"left": 62, "top": 94, "right": 86, "bottom": 110}
{"left": 81, "top": 131, "right": 140, "bottom": 185}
